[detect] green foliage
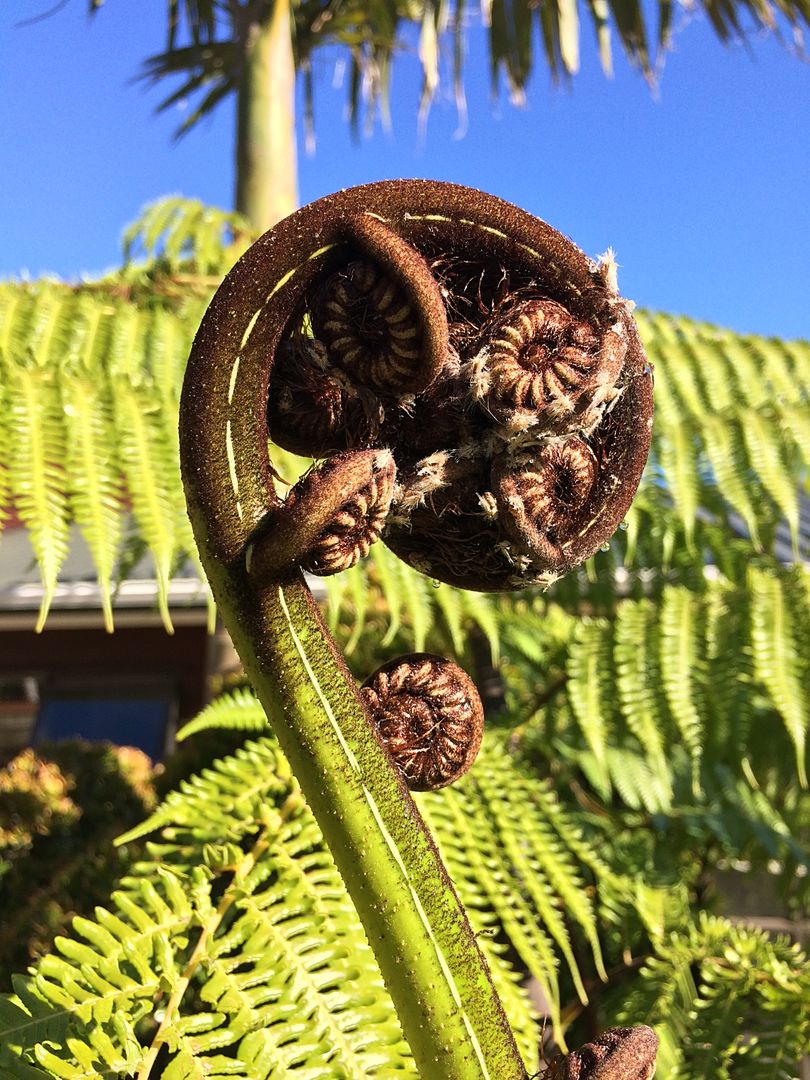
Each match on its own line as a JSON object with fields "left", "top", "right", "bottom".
{"left": 0, "top": 742, "right": 156, "bottom": 993}
{"left": 1, "top": 199, "right": 808, "bottom": 638}
{"left": 125, "top": 0, "right": 810, "bottom": 144}
{"left": 2, "top": 199, "right": 809, "bottom": 1075}
{"left": 5, "top": 702, "right": 807, "bottom": 1076}
{"left": 610, "top": 915, "right": 810, "bottom": 1079}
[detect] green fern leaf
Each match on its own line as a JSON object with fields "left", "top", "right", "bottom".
{"left": 741, "top": 408, "right": 800, "bottom": 556}
{"left": 111, "top": 376, "right": 180, "bottom": 633}
{"left": 659, "top": 586, "right": 704, "bottom": 794}
{"left": 566, "top": 619, "right": 614, "bottom": 798}
{"left": 176, "top": 686, "right": 266, "bottom": 742}
{"left": 748, "top": 567, "right": 809, "bottom": 787}
{"left": 3, "top": 352, "right": 70, "bottom": 631}
{"left": 61, "top": 373, "right": 122, "bottom": 633}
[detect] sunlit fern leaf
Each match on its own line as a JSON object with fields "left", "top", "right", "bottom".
{"left": 657, "top": 339, "right": 711, "bottom": 419}
{"left": 613, "top": 914, "right": 810, "bottom": 1080}
{"left": 143, "top": 306, "right": 186, "bottom": 417}
{"left": 122, "top": 196, "right": 250, "bottom": 276}
{"left": 606, "top": 745, "right": 671, "bottom": 814}
{"left": 367, "top": 543, "right": 405, "bottom": 647}
{"left": 111, "top": 376, "right": 180, "bottom": 633}
{"left": 343, "top": 560, "right": 370, "bottom": 655}
{"left": 566, "top": 618, "right": 614, "bottom": 799}
{"left": 741, "top": 406, "right": 801, "bottom": 556}
{"left": 3, "top": 352, "right": 70, "bottom": 631}
{"left": 176, "top": 685, "right": 266, "bottom": 743}
{"left": 0, "top": 378, "right": 10, "bottom": 538}
{"left": 613, "top": 600, "right": 673, "bottom": 801}
{"left": 3, "top": 738, "right": 418, "bottom": 1078}
{"left": 418, "top": 779, "right": 564, "bottom": 1041}
{"left": 658, "top": 586, "right": 704, "bottom": 795}
{"left": 322, "top": 570, "right": 350, "bottom": 635}
{"left": 700, "top": 413, "right": 764, "bottom": 549}
{"left": 651, "top": 361, "right": 700, "bottom": 550}
{"left": 460, "top": 587, "right": 502, "bottom": 664}
{"left": 702, "top": 579, "right": 754, "bottom": 764}
{"left": 60, "top": 373, "right": 122, "bottom": 633}
{"left": 748, "top": 566, "right": 809, "bottom": 788}
{"left": 399, "top": 558, "right": 432, "bottom": 652}
{"left": 432, "top": 578, "right": 466, "bottom": 655}
{"left": 474, "top": 742, "right": 608, "bottom": 983}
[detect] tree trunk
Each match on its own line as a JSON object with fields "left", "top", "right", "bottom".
{"left": 235, "top": 0, "right": 298, "bottom": 232}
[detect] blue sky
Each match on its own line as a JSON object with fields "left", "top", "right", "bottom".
{"left": 2, "top": 1, "right": 809, "bottom": 338}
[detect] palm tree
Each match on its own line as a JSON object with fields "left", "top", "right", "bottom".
{"left": 106, "top": 0, "right": 809, "bottom": 231}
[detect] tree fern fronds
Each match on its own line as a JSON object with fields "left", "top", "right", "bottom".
{"left": 0, "top": 379, "right": 10, "bottom": 538}
{"left": 614, "top": 914, "right": 810, "bottom": 1080}
{"left": 680, "top": 339, "right": 737, "bottom": 415}
{"left": 749, "top": 335, "right": 806, "bottom": 408}
{"left": 460, "top": 588, "right": 502, "bottom": 664}
{"left": 471, "top": 773, "right": 590, "bottom": 1004}
{"left": 656, "top": 412, "right": 700, "bottom": 551}
{"left": 61, "top": 291, "right": 114, "bottom": 378}
{"left": 142, "top": 307, "right": 187, "bottom": 419}
{"left": 111, "top": 377, "right": 179, "bottom": 633}
{"left": 614, "top": 600, "right": 673, "bottom": 801}
{"left": 122, "top": 196, "right": 250, "bottom": 275}
{"left": 105, "top": 301, "right": 148, "bottom": 383}
{"left": 748, "top": 566, "right": 809, "bottom": 788}
{"left": 701, "top": 413, "right": 764, "bottom": 550}
{"left": 176, "top": 685, "right": 266, "bottom": 742}
{"left": 368, "top": 543, "right": 405, "bottom": 647}
{"left": 659, "top": 586, "right": 704, "bottom": 795}
{"left": 781, "top": 337, "right": 810, "bottom": 390}
{"left": 566, "top": 619, "right": 614, "bottom": 799}
{"left": 477, "top": 744, "right": 608, "bottom": 983}
{"left": 60, "top": 373, "right": 122, "bottom": 633}
{"left": 400, "top": 559, "right": 432, "bottom": 651}
{"left": 741, "top": 407, "right": 801, "bottom": 557}
{"left": 779, "top": 403, "right": 810, "bottom": 482}
{"left": 418, "top": 780, "right": 565, "bottom": 1041}
{"left": 702, "top": 580, "right": 754, "bottom": 764}
{"left": 433, "top": 578, "right": 466, "bottom": 655}
{"left": 1, "top": 736, "right": 420, "bottom": 1077}
{"left": 711, "top": 335, "right": 771, "bottom": 412}
{"left": 2, "top": 874, "right": 192, "bottom": 1071}
{"left": 655, "top": 340, "right": 711, "bottom": 419}
{"left": 606, "top": 746, "right": 672, "bottom": 814}
{"left": 343, "top": 561, "right": 370, "bottom": 655}
{"left": 4, "top": 353, "right": 70, "bottom": 631}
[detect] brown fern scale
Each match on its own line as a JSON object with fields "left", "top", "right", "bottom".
{"left": 361, "top": 654, "right": 484, "bottom": 791}
{"left": 254, "top": 181, "right": 652, "bottom": 590}
{"left": 544, "top": 1025, "right": 658, "bottom": 1080}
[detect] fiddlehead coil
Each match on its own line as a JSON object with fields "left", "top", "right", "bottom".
{"left": 543, "top": 1025, "right": 659, "bottom": 1080}
{"left": 255, "top": 185, "right": 652, "bottom": 595}
{"left": 362, "top": 654, "right": 484, "bottom": 791}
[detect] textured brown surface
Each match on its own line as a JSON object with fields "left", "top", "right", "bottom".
{"left": 242, "top": 180, "right": 654, "bottom": 591}
{"left": 544, "top": 1026, "right": 659, "bottom": 1080}
{"left": 362, "top": 653, "right": 485, "bottom": 790}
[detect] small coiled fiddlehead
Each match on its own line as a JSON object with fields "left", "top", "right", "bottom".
{"left": 179, "top": 180, "right": 654, "bottom": 1079}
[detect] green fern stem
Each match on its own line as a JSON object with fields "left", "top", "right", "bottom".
{"left": 179, "top": 183, "right": 527, "bottom": 1079}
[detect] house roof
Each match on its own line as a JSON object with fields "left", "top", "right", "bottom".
{"left": 0, "top": 522, "right": 210, "bottom": 629}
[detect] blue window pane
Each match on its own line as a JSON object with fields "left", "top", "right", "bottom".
{"left": 35, "top": 699, "right": 170, "bottom": 760}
